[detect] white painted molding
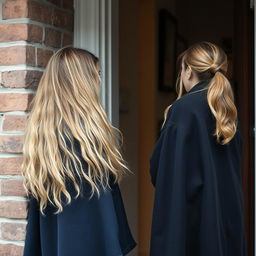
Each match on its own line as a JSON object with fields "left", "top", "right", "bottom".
{"left": 0, "top": 196, "right": 28, "bottom": 201}
{"left": 0, "top": 239, "right": 24, "bottom": 246}
{"left": 74, "top": 0, "right": 119, "bottom": 126}
{"left": 0, "top": 217, "right": 27, "bottom": 223}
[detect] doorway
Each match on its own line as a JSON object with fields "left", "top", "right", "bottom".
{"left": 119, "top": 0, "right": 254, "bottom": 255}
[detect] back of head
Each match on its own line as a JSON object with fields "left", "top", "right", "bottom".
{"left": 22, "top": 47, "right": 128, "bottom": 214}
{"left": 175, "top": 42, "right": 237, "bottom": 145}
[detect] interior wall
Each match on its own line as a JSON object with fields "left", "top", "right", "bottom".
{"left": 137, "top": 0, "right": 157, "bottom": 255}
{"left": 119, "top": 1, "right": 158, "bottom": 255}
{"left": 119, "top": 1, "right": 139, "bottom": 256}
{"left": 176, "top": 0, "right": 234, "bottom": 44}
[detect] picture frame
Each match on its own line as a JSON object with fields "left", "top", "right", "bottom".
{"left": 176, "top": 34, "right": 188, "bottom": 58}
{"left": 158, "top": 9, "right": 177, "bottom": 92}
{"left": 175, "top": 34, "right": 188, "bottom": 77}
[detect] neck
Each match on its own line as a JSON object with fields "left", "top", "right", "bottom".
{"left": 187, "top": 79, "right": 200, "bottom": 92}
{"left": 187, "top": 80, "right": 210, "bottom": 94}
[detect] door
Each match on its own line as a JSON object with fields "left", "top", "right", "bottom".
{"left": 234, "top": 0, "right": 254, "bottom": 255}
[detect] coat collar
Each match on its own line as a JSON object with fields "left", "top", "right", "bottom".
{"left": 187, "top": 79, "right": 210, "bottom": 94}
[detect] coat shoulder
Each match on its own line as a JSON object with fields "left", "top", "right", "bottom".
{"left": 172, "top": 90, "right": 208, "bottom": 114}
{"left": 166, "top": 90, "right": 210, "bottom": 128}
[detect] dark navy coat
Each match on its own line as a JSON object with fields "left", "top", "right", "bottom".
{"left": 150, "top": 80, "right": 247, "bottom": 256}
{"left": 23, "top": 138, "right": 136, "bottom": 256}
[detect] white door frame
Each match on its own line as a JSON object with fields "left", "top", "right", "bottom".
{"left": 74, "top": 0, "right": 119, "bottom": 127}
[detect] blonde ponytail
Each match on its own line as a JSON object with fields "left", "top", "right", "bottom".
{"left": 207, "top": 71, "right": 237, "bottom": 144}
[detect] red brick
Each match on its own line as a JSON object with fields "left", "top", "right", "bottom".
{"left": 2, "top": 0, "right": 29, "bottom": 19}
{"left": 52, "top": 8, "right": 73, "bottom": 31}
{"left": 28, "top": 24, "right": 43, "bottom": 42}
{"left": 0, "top": 24, "right": 42, "bottom": 43}
{"left": 63, "top": 0, "right": 73, "bottom": 11}
{"left": 0, "top": 179, "right": 26, "bottom": 197}
{"left": 62, "top": 33, "right": 73, "bottom": 47}
{"left": 25, "top": 46, "right": 35, "bottom": 65}
{"left": 37, "top": 48, "right": 53, "bottom": 67}
{"left": 3, "top": 0, "right": 57, "bottom": 25}
{"left": 0, "top": 93, "right": 34, "bottom": 112}
{"left": 44, "top": 28, "right": 61, "bottom": 48}
{"left": 3, "top": 1, "right": 74, "bottom": 30}
{"left": 3, "top": 115, "right": 28, "bottom": 131}
{"left": 0, "top": 222, "right": 26, "bottom": 241}
{"left": 0, "top": 135, "right": 23, "bottom": 153}
{"left": 28, "top": 1, "right": 53, "bottom": 24}
{"left": 0, "top": 157, "right": 23, "bottom": 175}
{"left": 0, "top": 201, "right": 27, "bottom": 219}
{"left": 0, "top": 244, "right": 23, "bottom": 256}
{"left": 2, "top": 70, "right": 42, "bottom": 88}
{"left": 0, "top": 46, "right": 35, "bottom": 66}
{"left": 0, "top": 24, "right": 27, "bottom": 42}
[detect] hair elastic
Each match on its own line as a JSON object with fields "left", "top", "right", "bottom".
{"left": 213, "top": 69, "right": 225, "bottom": 75}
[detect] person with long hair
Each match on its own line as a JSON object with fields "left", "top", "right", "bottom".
{"left": 150, "top": 42, "right": 247, "bottom": 256}
{"left": 22, "top": 47, "right": 136, "bottom": 256}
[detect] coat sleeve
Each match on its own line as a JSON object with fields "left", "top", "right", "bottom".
{"left": 150, "top": 120, "right": 204, "bottom": 256}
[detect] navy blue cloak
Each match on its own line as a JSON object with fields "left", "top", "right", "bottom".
{"left": 23, "top": 138, "right": 136, "bottom": 256}
{"left": 150, "top": 80, "right": 247, "bottom": 256}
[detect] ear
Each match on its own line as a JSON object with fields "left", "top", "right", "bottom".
{"left": 186, "top": 66, "right": 193, "bottom": 80}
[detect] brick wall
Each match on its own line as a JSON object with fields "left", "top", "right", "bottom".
{"left": 0, "top": 0, "right": 74, "bottom": 254}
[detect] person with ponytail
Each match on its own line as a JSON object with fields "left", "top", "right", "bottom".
{"left": 150, "top": 42, "right": 247, "bottom": 256}
{"left": 22, "top": 47, "right": 136, "bottom": 256}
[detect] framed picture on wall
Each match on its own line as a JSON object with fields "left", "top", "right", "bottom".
{"left": 177, "top": 34, "right": 188, "bottom": 57}
{"left": 158, "top": 9, "right": 177, "bottom": 92}
{"left": 175, "top": 34, "right": 188, "bottom": 76}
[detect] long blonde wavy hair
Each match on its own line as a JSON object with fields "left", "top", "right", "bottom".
{"left": 22, "top": 47, "right": 128, "bottom": 214}
{"left": 164, "top": 41, "right": 237, "bottom": 145}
